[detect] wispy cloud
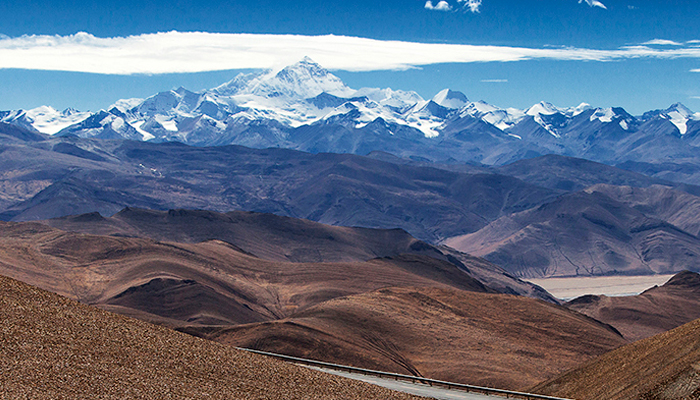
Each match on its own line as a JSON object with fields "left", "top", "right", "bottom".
{"left": 458, "top": 0, "right": 482, "bottom": 13}
{"left": 481, "top": 79, "right": 508, "bottom": 83}
{"left": 2, "top": 32, "right": 700, "bottom": 75}
{"left": 579, "top": 0, "right": 607, "bottom": 9}
{"left": 425, "top": 1, "right": 452, "bottom": 11}
{"left": 643, "top": 39, "right": 683, "bottom": 46}
{"left": 428, "top": 0, "right": 604, "bottom": 14}
{"left": 691, "top": 69, "right": 700, "bottom": 73}
{"left": 425, "top": 0, "right": 480, "bottom": 13}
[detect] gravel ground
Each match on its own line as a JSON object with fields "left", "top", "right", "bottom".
{"left": 532, "top": 317, "right": 700, "bottom": 400}
{"left": 0, "top": 275, "right": 426, "bottom": 400}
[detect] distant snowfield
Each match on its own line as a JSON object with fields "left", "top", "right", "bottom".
{"left": 526, "top": 274, "right": 676, "bottom": 300}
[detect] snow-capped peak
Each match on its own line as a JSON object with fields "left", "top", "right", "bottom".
{"left": 109, "top": 98, "right": 144, "bottom": 113}
{"left": 19, "top": 106, "right": 91, "bottom": 135}
{"left": 524, "top": 102, "right": 568, "bottom": 137}
{"left": 526, "top": 101, "right": 562, "bottom": 117}
{"left": 353, "top": 87, "right": 424, "bottom": 110}
{"left": 431, "top": 89, "right": 469, "bottom": 109}
{"left": 661, "top": 103, "right": 699, "bottom": 135}
{"left": 248, "top": 57, "right": 354, "bottom": 99}
{"left": 458, "top": 101, "right": 526, "bottom": 131}
{"left": 666, "top": 102, "right": 694, "bottom": 118}
{"left": 573, "top": 103, "right": 593, "bottom": 116}
{"left": 212, "top": 71, "right": 267, "bottom": 97}
{"left": 589, "top": 107, "right": 616, "bottom": 123}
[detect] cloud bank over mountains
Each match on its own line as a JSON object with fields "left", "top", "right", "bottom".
{"left": 1, "top": 31, "right": 699, "bottom": 75}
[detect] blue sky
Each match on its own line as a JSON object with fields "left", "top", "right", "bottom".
{"left": 1, "top": 0, "right": 699, "bottom": 114}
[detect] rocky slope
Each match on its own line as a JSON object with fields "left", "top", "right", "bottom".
{"left": 532, "top": 316, "right": 700, "bottom": 400}
{"left": 0, "top": 274, "right": 421, "bottom": 400}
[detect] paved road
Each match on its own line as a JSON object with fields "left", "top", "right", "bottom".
{"left": 306, "top": 365, "right": 506, "bottom": 400}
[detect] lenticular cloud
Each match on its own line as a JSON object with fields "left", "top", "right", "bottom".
{"left": 1, "top": 31, "right": 699, "bottom": 75}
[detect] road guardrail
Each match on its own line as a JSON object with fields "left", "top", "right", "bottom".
{"left": 236, "top": 347, "right": 574, "bottom": 400}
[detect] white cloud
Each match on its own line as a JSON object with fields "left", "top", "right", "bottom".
{"left": 691, "top": 69, "right": 700, "bottom": 73}
{"left": 643, "top": 39, "right": 683, "bottom": 46}
{"left": 481, "top": 79, "right": 508, "bottom": 83}
{"left": 458, "top": 0, "right": 482, "bottom": 13}
{"left": 3, "top": 32, "right": 700, "bottom": 75}
{"left": 425, "top": 0, "right": 453, "bottom": 11}
{"left": 579, "top": 0, "right": 607, "bottom": 9}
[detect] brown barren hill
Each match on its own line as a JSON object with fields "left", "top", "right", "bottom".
{"left": 44, "top": 207, "right": 433, "bottom": 263}
{"left": 531, "top": 317, "right": 700, "bottom": 400}
{"left": 0, "top": 220, "right": 489, "bottom": 328}
{"left": 0, "top": 274, "right": 422, "bottom": 400}
{"left": 567, "top": 271, "right": 700, "bottom": 341}
{"left": 194, "top": 286, "right": 627, "bottom": 391}
{"left": 43, "top": 208, "right": 555, "bottom": 302}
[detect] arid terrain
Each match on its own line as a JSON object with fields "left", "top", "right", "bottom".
{"left": 195, "top": 286, "right": 626, "bottom": 390}
{"left": 0, "top": 220, "right": 491, "bottom": 327}
{"left": 0, "top": 274, "right": 422, "bottom": 400}
{"left": 42, "top": 207, "right": 556, "bottom": 302}
{"left": 532, "top": 316, "right": 700, "bottom": 400}
{"left": 0, "top": 216, "right": 629, "bottom": 390}
{"left": 567, "top": 270, "right": 700, "bottom": 341}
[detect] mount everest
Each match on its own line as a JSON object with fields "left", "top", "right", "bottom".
{"left": 3, "top": 57, "right": 700, "bottom": 174}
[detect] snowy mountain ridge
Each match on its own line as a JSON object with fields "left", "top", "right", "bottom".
{"left": 2, "top": 58, "right": 700, "bottom": 165}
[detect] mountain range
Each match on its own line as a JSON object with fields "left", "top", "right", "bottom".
{"left": 4, "top": 118, "right": 700, "bottom": 277}
{"left": 0, "top": 126, "right": 560, "bottom": 243}
{"left": 4, "top": 58, "right": 700, "bottom": 185}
